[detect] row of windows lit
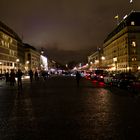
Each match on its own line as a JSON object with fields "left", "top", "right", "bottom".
{"left": 9, "top": 50, "right": 16, "bottom": 56}
{"left": 105, "top": 41, "right": 136, "bottom": 53}
{"left": 0, "top": 33, "right": 13, "bottom": 42}
{"left": 0, "top": 40, "right": 10, "bottom": 48}
{"left": 0, "top": 39, "right": 17, "bottom": 47}
{"left": 132, "top": 57, "right": 137, "bottom": 61}
{"left": 0, "top": 38, "right": 17, "bottom": 48}
{"left": 0, "top": 62, "right": 14, "bottom": 66}
{"left": 118, "top": 65, "right": 128, "bottom": 68}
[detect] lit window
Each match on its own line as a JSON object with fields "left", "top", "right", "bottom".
{"left": 10, "top": 38, "right": 13, "bottom": 43}
{"left": 132, "top": 57, "right": 137, "bottom": 61}
{"left": 132, "top": 41, "right": 136, "bottom": 47}
{"left": 131, "top": 21, "right": 135, "bottom": 25}
{"left": 1, "top": 40, "right": 4, "bottom": 46}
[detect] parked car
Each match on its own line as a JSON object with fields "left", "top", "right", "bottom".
{"left": 104, "top": 74, "right": 114, "bottom": 85}
{"left": 129, "top": 76, "right": 140, "bottom": 93}
{"left": 84, "top": 71, "right": 92, "bottom": 80}
{"left": 91, "top": 70, "right": 105, "bottom": 82}
{"left": 117, "top": 73, "right": 136, "bottom": 89}
{"left": 111, "top": 73, "right": 136, "bottom": 88}
{"left": 111, "top": 74, "right": 122, "bottom": 86}
{"left": 118, "top": 79, "right": 134, "bottom": 89}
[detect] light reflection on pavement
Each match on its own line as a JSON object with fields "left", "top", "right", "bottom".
{"left": 0, "top": 77, "right": 140, "bottom": 139}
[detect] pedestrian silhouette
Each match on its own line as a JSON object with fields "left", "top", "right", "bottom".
{"left": 10, "top": 69, "right": 16, "bottom": 86}
{"left": 76, "top": 71, "right": 81, "bottom": 87}
{"left": 42, "top": 71, "right": 47, "bottom": 80}
{"left": 35, "top": 70, "right": 39, "bottom": 81}
{"left": 29, "top": 69, "right": 33, "bottom": 83}
{"left": 17, "top": 69, "right": 23, "bottom": 89}
{"left": 5, "top": 72, "right": 9, "bottom": 84}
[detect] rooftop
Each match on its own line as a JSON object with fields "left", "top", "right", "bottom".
{"left": 104, "top": 11, "right": 140, "bottom": 43}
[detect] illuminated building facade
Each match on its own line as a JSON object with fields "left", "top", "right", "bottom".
{"left": 103, "top": 11, "right": 140, "bottom": 72}
{"left": 88, "top": 48, "right": 104, "bottom": 70}
{"left": 0, "top": 21, "right": 22, "bottom": 74}
{"left": 40, "top": 55, "right": 48, "bottom": 71}
{"left": 24, "top": 43, "right": 40, "bottom": 72}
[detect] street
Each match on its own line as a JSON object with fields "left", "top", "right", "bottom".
{"left": 0, "top": 76, "right": 140, "bottom": 140}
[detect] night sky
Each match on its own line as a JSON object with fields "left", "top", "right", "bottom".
{"left": 0, "top": 0, "right": 140, "bottom": 63}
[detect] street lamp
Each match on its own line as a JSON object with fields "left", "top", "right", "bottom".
{"left": 26, "top": 60, "right": 29, "bottom": 64}
{"left": 101, "top": 56, "right": 105, "bottom": 60}
{"left": 16, "top": 59, "right": 20, "bottom": 69}
{"left": 101, "top": 56, "right": 105, "bottom": 68}
{"left": 41, "top": 50, "right": 44, "bottom": 54}
{"left": 25, "top": 60, "right": 29, "bottom": 71}
{"left": 16, "top": 59, "right": 19, "bottom": 63}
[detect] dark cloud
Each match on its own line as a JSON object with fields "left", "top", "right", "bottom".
{"left": 0, "top": 0, "right": 140, "bottom": 63}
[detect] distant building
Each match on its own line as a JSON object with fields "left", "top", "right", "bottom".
{"left": 0, "top": 20, "right": 22, "bottom": 73}
{"left": 24, "top": 43, "right": 40, "bottom": 72}
{"left": 103, "top": 11, "right": 140, "bottom": 73}
{"left": 88, "top": 47, "right": 103, "bottom": 70}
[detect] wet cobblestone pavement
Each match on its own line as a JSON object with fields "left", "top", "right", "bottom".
{"left": 0, "top": 76, "right": 140, "bottom": 140}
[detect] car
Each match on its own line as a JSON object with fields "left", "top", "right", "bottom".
{"left": 117, "top": 73, "right": 136, "bottom": 89}
{"left": 104, "top": 74, "right": 114, "bottom": 85}
{"left": 129, "top": 76, "right": 140, "bottom": 93}
{"left": 91, "top": 70, "right": 105, "bottom": 82}
{"left": 111, "top": 73, "right": 135, "bottom": 88}
{"left": 84, "top": 71, "right": 92, "bottom": 80}
{"left": 111, "top": 74, "right": 121, "bottom": 86}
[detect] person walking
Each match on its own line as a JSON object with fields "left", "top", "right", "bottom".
{"left": 29, "top": 69, "right": 33, "bottom": 83}
{"left": 76, "top": 71, "right": 81, "bottom": 87}
{"left": 17, "top": 69, "right": 23, "bottom": 89}
{"left": 10, "top": 69, "right": 16, "bottom": 86}
{"left": 5, "top": 72, "right": 9, "bottom": 84}
{"left": 35, "top": 70, "right": 39, "bottom": 81}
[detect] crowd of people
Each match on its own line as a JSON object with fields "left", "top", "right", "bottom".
{"left": 4, "top": 69, "right": 50, "bottom": 87}
{"left": 5, "top": 69, "right": 23, "bottom": 89}
{"left": 3, "top": 69, "right": 82, "bottom": 90}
